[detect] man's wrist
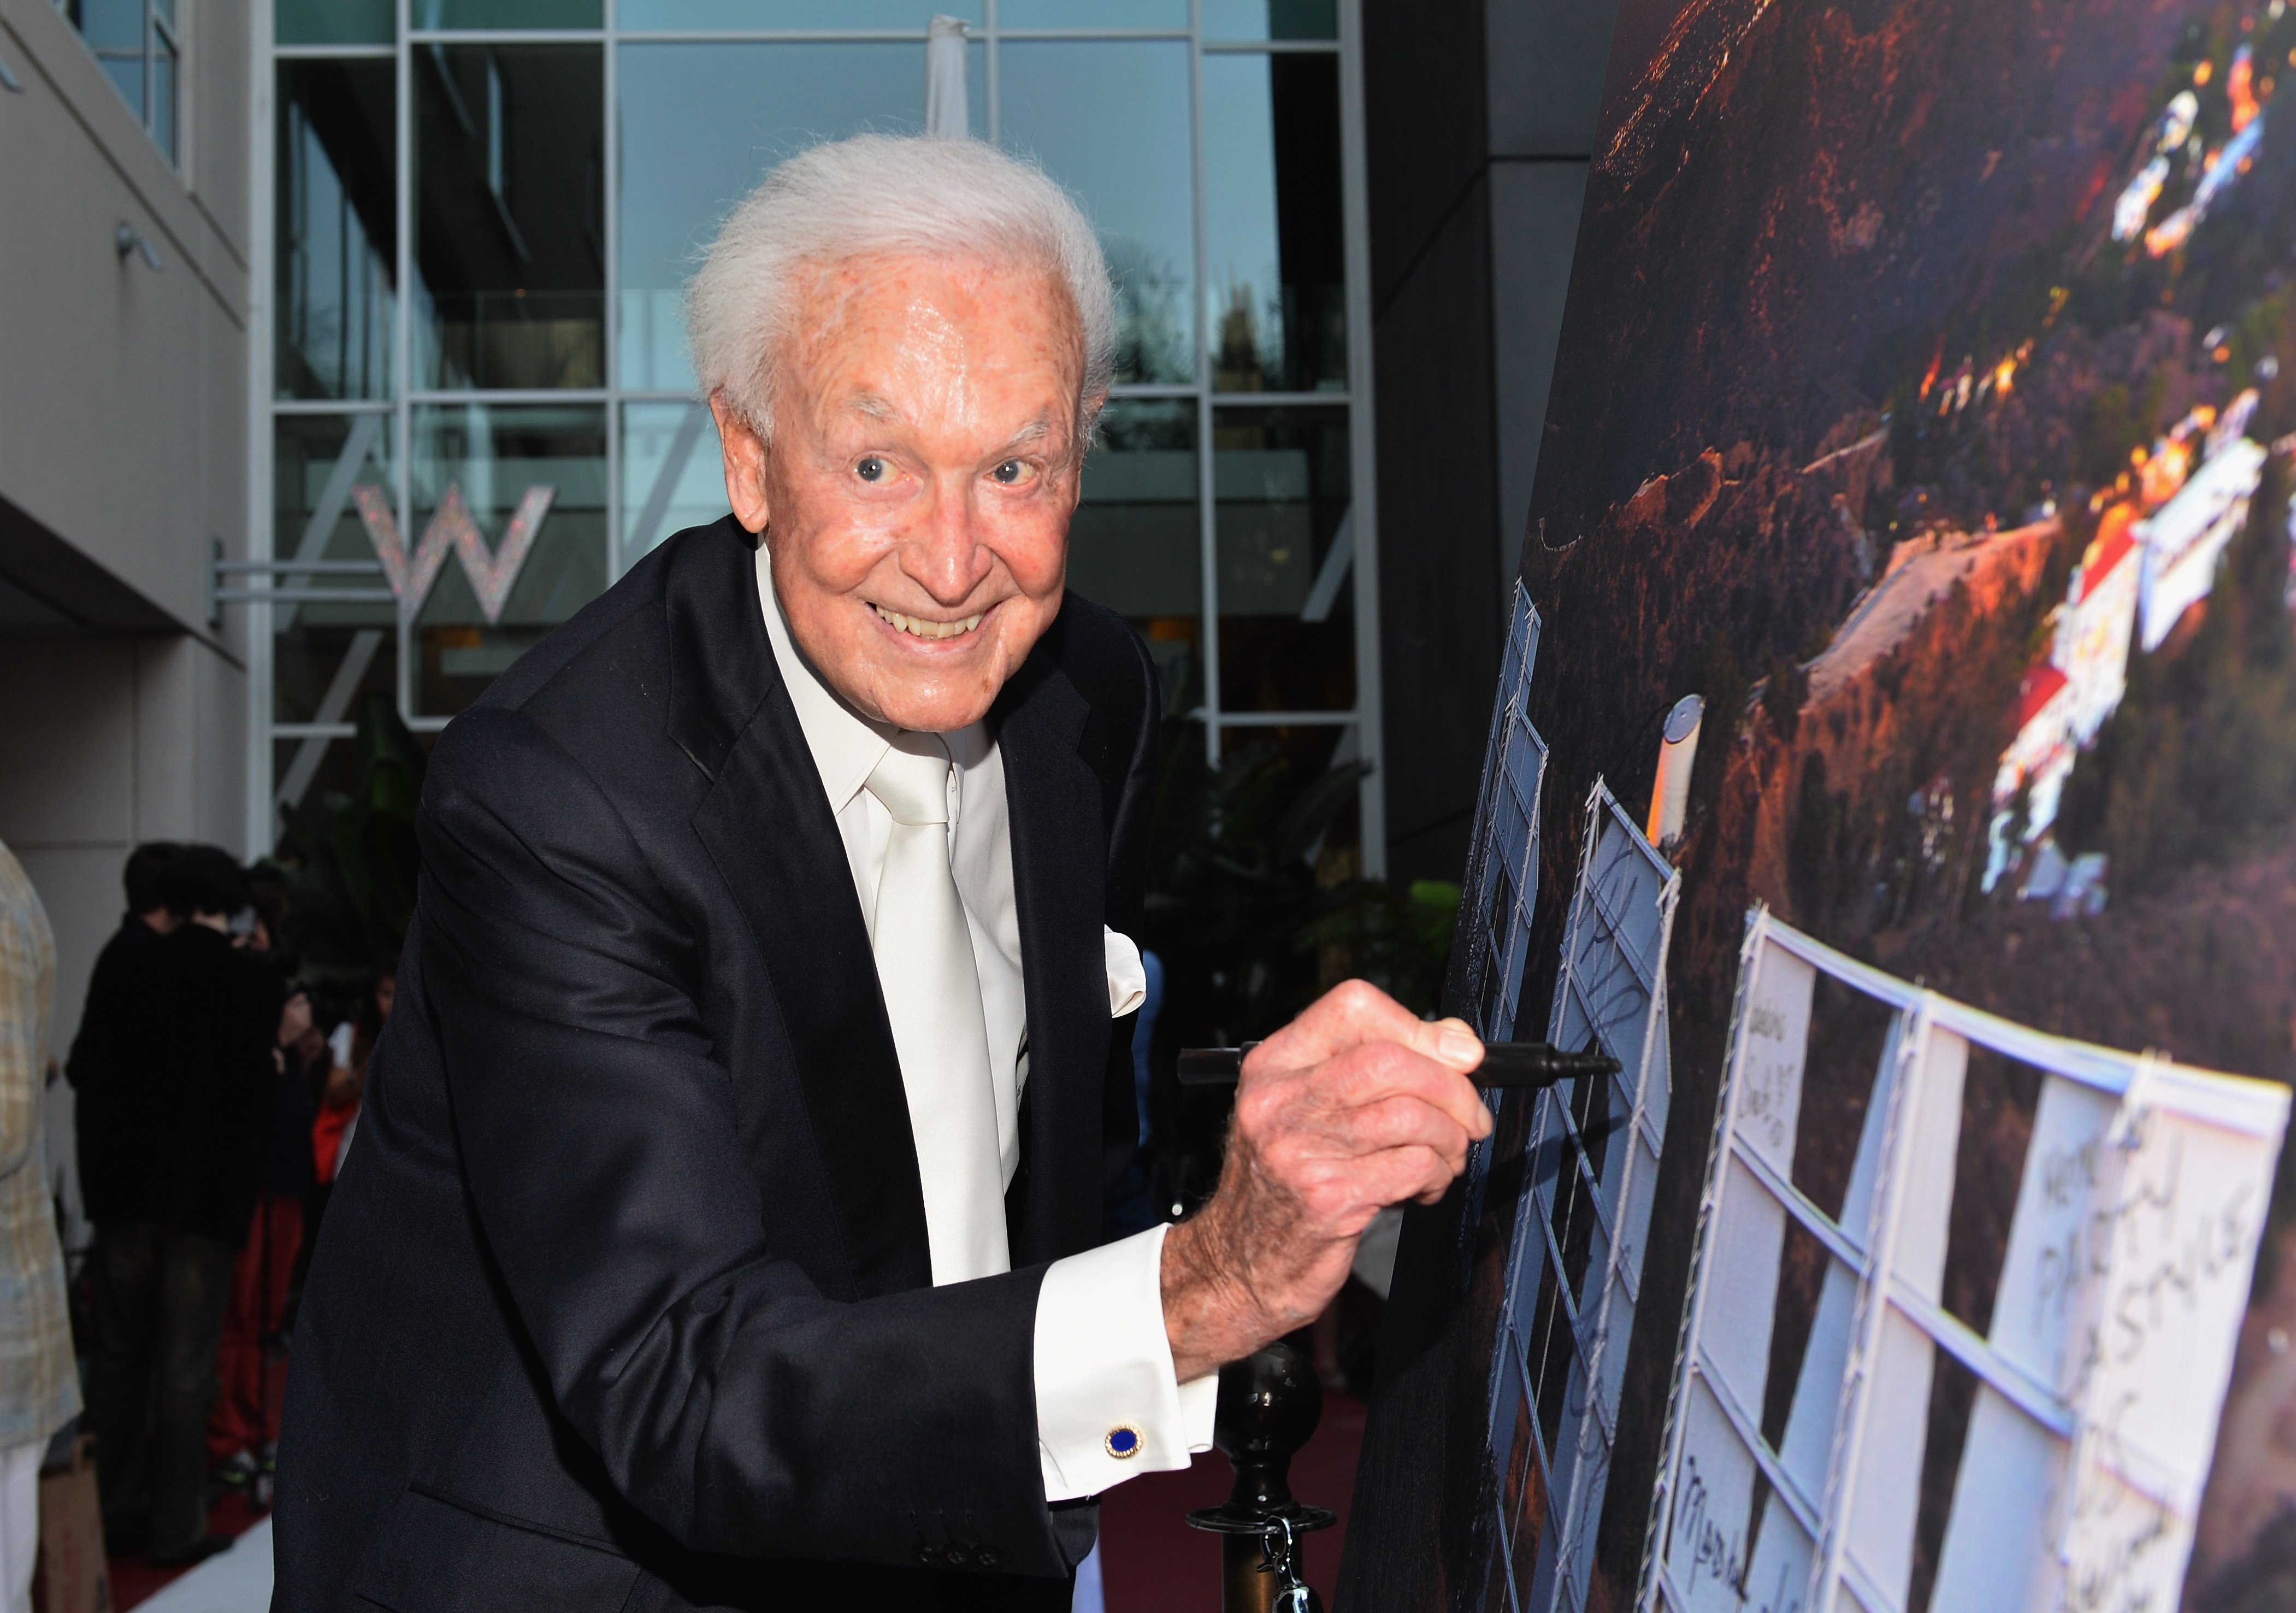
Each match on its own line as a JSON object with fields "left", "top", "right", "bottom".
{"left": 1160, "top": 1205, "right": 1299, "bottom": 1383}
{"left": 1161, "top": 1214, "right": 1244, "bottom": 1384}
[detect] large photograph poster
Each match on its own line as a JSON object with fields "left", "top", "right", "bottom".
{"left": 1343, "top": 2, "right": 2296, "bottom": 1609}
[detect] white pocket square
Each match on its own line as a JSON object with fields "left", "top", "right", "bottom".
{"left": 1103, "top": 927, "right": 1148, "bottom": 1017}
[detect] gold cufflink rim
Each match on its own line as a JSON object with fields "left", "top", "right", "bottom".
{"left": 1105, "top": 1424, "right": 1144, "bottom": 1459}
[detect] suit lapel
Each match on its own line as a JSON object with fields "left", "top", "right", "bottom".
{"left": 669, "top": 521, "right": 932, "bottom": 1298}
{"left": 995, "top": 650, "right": 1109, "bottom": 1267}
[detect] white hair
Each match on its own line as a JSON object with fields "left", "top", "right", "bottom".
{"left": 686, "top": 133, "right": 1117, "bottom": 443}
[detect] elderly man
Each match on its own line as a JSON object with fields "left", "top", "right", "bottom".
{"left": 274, "top": 134, "right": 1489, "bottom": 1611}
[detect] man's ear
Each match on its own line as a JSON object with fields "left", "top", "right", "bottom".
{"left": 710, "top": 392, "right": 773, "bottom": 535}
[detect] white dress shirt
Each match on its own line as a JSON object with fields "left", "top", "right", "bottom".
{"left": 755, "top": 550, "right": 1217, "bottom": 1500}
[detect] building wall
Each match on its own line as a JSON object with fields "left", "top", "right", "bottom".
{"left": 0, "top": 639, "right": 242, "bottom": 1056}
{"left": 1364, "top": 0, "right": 1615, "bottom": 882}
{"left": 0, "top": 0, "right": 253, "bottom": 1061}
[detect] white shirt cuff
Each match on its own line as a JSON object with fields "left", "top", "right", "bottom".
{"left": 1034, "top": 1223, "right": 1218, "bottom": 1501}
{"left": 1103, "top": 926, "right": 1147, "bottom": 1017}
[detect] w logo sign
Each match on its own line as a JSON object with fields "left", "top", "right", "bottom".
{"left": 350, "top": 482, "right": 556, "bottom": 625}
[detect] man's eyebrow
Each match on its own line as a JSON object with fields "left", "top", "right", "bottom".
{"left": 833, "top": 400, "right": 1066, "bottom": 453}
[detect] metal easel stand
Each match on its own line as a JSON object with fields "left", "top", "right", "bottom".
{"left": 1186, "top": 1342, "right": 1336, "bottom": 1613}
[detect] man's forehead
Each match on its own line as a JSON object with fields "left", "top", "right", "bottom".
{"left": 828, "top": 387, "right": 1066, "bottom": 446}
{"left": 780, "top": 255, "right": 1084, "bottom": 437}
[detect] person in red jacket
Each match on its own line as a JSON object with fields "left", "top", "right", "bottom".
{"left": 209, "top": 988, "right": 325, "bottom": 1494}
{"left": 309, "top": 972, "right": 389, "bottom": 1198}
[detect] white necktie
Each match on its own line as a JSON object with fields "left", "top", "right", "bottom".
{"left": 864, "top": 739, "right": 1012, "bottom": 1285}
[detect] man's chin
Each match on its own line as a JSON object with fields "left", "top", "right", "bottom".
{"left": 861, "top": 653, "right": 1007, "bottom": 733}
{"left": 874, "top": 697, "right": 1001, "bottom": 733}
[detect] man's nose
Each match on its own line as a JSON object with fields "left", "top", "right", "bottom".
{"left": 903, "top": 478, "right": 994, "bottom": 604}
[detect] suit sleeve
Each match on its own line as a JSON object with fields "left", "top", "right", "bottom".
{"left": 1031, "top": 617, "right": 1217, "bottom": 1502}
{"left": 414, "top": 705, "right": 1075, "bottom": 1576}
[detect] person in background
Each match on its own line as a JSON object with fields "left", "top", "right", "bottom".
{"left": 308, "top": 972, "right": 389, "bottom": 1221}
{"left": 284, "top": 988, "right": 350, "bottom": 1310}
{"left": 209, "top": 987, "right": 322, "bottom": 1493}
{"left": 80, "top": 846, "right": 284, "bottom": 1566}
{"left": 66, "top": 843, "right": 182, "bottom": 1225}
{"left": 0, "top": 838, "right": 79, "bottom": 1613}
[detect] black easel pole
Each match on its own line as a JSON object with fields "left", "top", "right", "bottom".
{"left": 1186, "top": 1341, "right": 1335, "bottom": 1612}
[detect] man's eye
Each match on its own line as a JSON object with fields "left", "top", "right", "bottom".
{"left": 855, "top": 457, "right": 887, "bottom": 483}
{"left": 993, "top": 460, "right": 1024, "bottom": 485}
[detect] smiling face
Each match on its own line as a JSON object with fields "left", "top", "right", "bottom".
{"left": 713, "top": 250, "right": 1095, "bottom": 733}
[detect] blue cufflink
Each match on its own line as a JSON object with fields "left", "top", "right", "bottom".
{"left": 1105, "top": 1425, "right": 1143, "bottom": 1459}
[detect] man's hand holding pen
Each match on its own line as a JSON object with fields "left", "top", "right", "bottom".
{"left": 1158, "top": 980, "right": 1495, "bottom": 1383}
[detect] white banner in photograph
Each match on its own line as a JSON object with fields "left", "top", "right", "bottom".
{"left": 1641, "top": 908, "right": 2288, "bottom": 1613}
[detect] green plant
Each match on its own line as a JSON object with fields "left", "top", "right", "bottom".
{"left": 1140, "top": 697, "right": 1462, "bottom": 1211}
{"left": 1298, "top": 878, "right": 1462, "bottom": 1017}
{"left": 264, "top": 692, "right": 426, "bottom": 982}
{"left": 1142, "top": 720, "right": 1373, "bottom": 1047}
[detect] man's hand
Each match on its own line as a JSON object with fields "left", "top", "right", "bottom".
{"left": 1159, "top": 980, "right": 1491, "bottom": 1383}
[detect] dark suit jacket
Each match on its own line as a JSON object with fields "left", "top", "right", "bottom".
{"left": 69, "top": 919, "right": 282, "bottom": 1245}
{"left": 274, "top": 517, "right": 1159, "bottom": 1612}
{"left": 66, "top": 917, "right": 165, "bottom": 1221}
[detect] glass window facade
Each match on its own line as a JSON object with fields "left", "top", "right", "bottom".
{"left": 276, "top": 59, "right": 396, "bottom": 400}
{"left": 59, "top": 0, "right": 180, "bottom": 161}
{"left": 616, "top": 39, "right": 983, "bottom": 391}
{"left": 256, "top": 2, "right": 1379, "bottom": 866}
{"left": 415, "top": 45, "right": 606, "bottom": 389}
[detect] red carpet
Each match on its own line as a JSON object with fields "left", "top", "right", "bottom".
{"left": 1100, "top": 1390, "right": 1365, "bottom": 1612}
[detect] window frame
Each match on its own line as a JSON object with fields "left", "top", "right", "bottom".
{"left": 55, "top": 0, "right": 181, "bottom": 161}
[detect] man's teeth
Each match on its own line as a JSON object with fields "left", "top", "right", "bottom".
{"left": 873, "top": 605, "right": 983, "bottom": 640}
